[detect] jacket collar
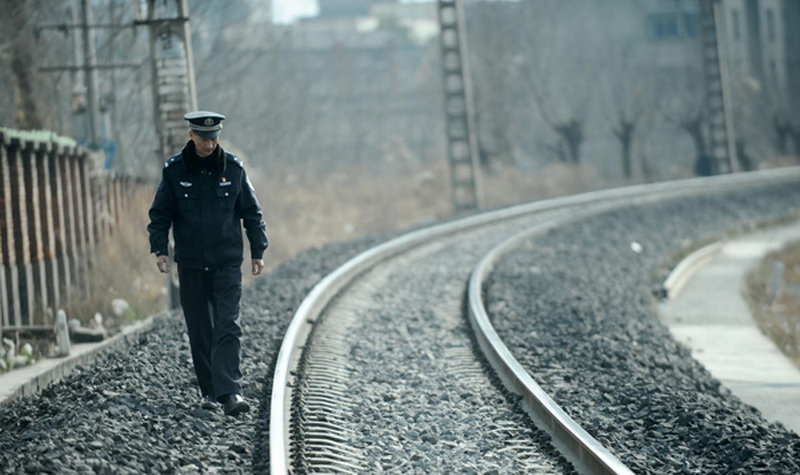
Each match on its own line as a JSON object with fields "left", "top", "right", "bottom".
{"left": 182, "top": 140, "right": 226, "bottom": 174}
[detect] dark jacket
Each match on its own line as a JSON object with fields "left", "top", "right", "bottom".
{"left": 147, "top": 141, "right": 268, "bottom": 269}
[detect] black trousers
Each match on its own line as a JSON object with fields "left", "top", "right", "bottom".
{"left": 177, "top": 264, "right": 243, "bottom": 400}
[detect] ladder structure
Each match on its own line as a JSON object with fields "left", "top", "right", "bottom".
{"left": 699, "top": 0, "right": 734, "bottom": 174}
{"left": 135, "top": 0, "right": 198, "bottom": 309}
{"left": 136, "top": 0, "right": 198, "bottom": 164}
{"left": 436, "top": 0, "right": 482, "bottom": 213}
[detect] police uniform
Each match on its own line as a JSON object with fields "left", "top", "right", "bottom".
{"left": 147, "top": 111, "right": 268, "bottom": 415}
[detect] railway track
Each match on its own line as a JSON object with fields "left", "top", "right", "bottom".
{"left": 270, "top": 168, "right": 800, "bottom": 473}
{"left": 2, "top": 169, "right": 799, "bottom": 473}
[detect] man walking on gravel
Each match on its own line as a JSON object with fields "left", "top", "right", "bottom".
{"left": 147, "top": 111, "right": 268, "bottom": 416}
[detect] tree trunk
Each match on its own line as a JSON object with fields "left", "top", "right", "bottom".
{"left": 11, "top": 55, "right": 43, "bottom": 130}
{"left": 639, "top": 153, "right": 655, "bottom": 183}
{"left": 554, "top": 119, "right": 583, "bottom": 163}
{"left": 614, "top": 120, "right": 635, "bottom": 180}
{"left": 789, "top": 127, "right": 800, "bottom": 158}
{"left": 2, "top": 0, "right": 44, "bottom": 130}
{"left": 736, "top": 140, "right": 754, "bottom": 171}
{"left": 681, "top": 116, "right": 712, "bottom": 176}
{"left": 774, "top": 116, "right": 791, "bottom": 155}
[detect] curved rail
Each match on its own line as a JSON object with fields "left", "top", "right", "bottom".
{"left": 269, "top": 167, "right": 800, "bottom": 473}
{"left": 467, "top": 213, "right": 633, "bottom": 475}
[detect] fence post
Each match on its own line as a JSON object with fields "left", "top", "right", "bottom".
{"left": 70, "top": 153, "right": 90, "bottom": 299}
{"left": 37, "top": 143, "right": 59, "bottom": 317}
{"left": 58, "top": 151, "right": 71, "bottom": 302}
{"left": 9, "top": 139, "right": 32, "bottom": 326}
{"left": 51, "top": 148, "right": 71, "bottom": 312}
{"left": 22, "top": 140, "right": 48, "bottom": 326}
{"left": 0, "top": 135, "right": 12, "bottom": 328}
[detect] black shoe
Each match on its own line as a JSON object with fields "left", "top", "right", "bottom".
{"left": 201, "top": 395, "right": 219, "bottom": 410}
{"left": 222, "top": 394, "right": 250, "bottom": 416}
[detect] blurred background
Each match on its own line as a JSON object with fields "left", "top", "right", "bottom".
{"left": 1, "top": 0, "right": 799, "bottom": 328}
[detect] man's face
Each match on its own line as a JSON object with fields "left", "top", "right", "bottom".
{"left": 189, "top": 131, "right": 219, "bottom": 157}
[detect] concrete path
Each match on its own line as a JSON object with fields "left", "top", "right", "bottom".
{"left": 659, "top": 222, "right": 800, "bottom": 434}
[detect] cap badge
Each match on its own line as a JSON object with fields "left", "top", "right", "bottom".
{"left": 204, "top": 118, "right": 214, "bottom": 126}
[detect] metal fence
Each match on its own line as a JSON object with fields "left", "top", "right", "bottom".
{"left": 0, "top": 129, "right": 141, "bottom": 334}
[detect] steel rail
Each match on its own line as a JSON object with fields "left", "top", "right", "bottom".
{"left": 269, "top": 167, "right": 800, "bottom": 473}
{"left": 466, "top": 168, "right": 800, "bottom": 474}
{"left": 468, "top": 208, "right": 633, "bottom": 475}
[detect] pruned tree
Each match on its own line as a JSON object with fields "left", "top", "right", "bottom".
{"left": 763, "top": 85, "right": 800, "bottom": 158}
{"left": 511, "top": 0, "right": 616, "bottom": 166}
{"left": 657, "top": 56, "right": 710, "bottom": 176}
{"left": 0, "top": 0, "right": 45, "bottom": 129}
{"left": 599, "top": 36, "right": 657, "bottom": 181}
{"left": 464, "top": 2, "right": 524, "bottom": 170}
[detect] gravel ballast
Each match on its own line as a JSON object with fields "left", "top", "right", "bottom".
{"left": 292, "top": 220, "right": 576, "bottom": 473}
{"left": 1, "top": 179, "right": 799, "bottom": 473}
{"left": 0, "top": 236, "right": 386, "bottom": 473}
{"left": 484, "top": 183, "right": 800, "bottom": 473}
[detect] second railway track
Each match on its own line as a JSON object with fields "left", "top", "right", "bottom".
{"left": 3, "top": 169, "right": 800, "bottom": 473}
{"left": 271, "top": 168, "right": 800, "bottom": 473}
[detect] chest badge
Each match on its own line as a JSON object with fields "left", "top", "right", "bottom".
{"left": 219, "top": 177, "right": 232, "bottom": 187}
{"left": 179, "top": 181, "right": 192, "bottom": 187}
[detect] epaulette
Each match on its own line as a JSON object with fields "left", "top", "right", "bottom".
{"left": 163, "top": 154, "right": 183, "bottom": 168}
{"left": 225, "top": 153, "right": 243, "bottom": 168}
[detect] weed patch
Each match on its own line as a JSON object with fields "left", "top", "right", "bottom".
{"left": 745, "top": 241, "right": 800, "bottom": 368}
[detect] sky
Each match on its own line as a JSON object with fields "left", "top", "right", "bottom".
{"left": 270, "top": 0, "right": 433, "bottom": 24}
{"left": 272, "top": 0, "right": 319, "bottom": 24}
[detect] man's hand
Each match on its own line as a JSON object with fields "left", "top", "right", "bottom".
{"left": 156, "top": 255, "right": 170, "bottom": 273}
{"left": 251, "top": 258, "right": 265, "bottom": 276}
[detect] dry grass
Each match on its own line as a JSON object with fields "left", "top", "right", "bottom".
{"left": 63, "top": 188, "right": 167, "bottom": 332}
{"left": 745, "top": 240, "right": 800, "bottom": 369}
{"left": 248, "top": 162, "right": 449, "bottom": 267}
{"left": 9, "top": 147, "right": 796, "bottom": 371}
{"left": 61, "top": 155, "right": 615, "bottom": 328}
{"left": 246, "top": 161, "right": 451, "bottom": 272}
{"left": 481, "top": 161, "right": 605, "bottom": 207}
{"left": 247, "top": 158, "right": 607, "bottom": 272}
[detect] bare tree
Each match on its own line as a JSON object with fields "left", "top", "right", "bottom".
{"left": 599, "top": 37, "right": 657, "bottom": 181}
{"left": 185, "top": 1, "right": 443, "bottom": 175}
{"left": 0, "top": 0, "right": 45, "bottom": 129}
{"left": 762, "top": 85, "right": 800, "bottom": 158}
{"left": 655, "top": 54, "right": 711, "bottom": 175}
{"left": 510, "top": 1, "right": 600, "bottom": 165}
{"left": 465, "top": 2, "right": 523, "bottom": 170}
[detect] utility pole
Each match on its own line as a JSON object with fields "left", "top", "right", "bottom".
{"left": 436, "top": 0, "right": 482, "bottom": 213}
{"left": 178, "top": 0, "right": 198, "bottom": 111}
{"left": 135, "top": 0, "right": 198, "bottom": 310}
{"left": 79, "top": 0, "right": 101, "bottom": 148}
{"left": 699, "top": 0, "right": 735, "bottom": 174}
{"left": 136, "top": 0, "right": 198, "bottom": 166}
{"left": 713, "top": 1, "right": 738, "bottom": 173}
{"left": 70, "top": 2, "right": 87, "bottom": 143}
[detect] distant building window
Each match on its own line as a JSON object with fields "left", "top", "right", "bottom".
{"left": 731, "top": 9, "right": 740, "bottom": 40}
{"left": 648, "top": 13, "right": 679, "bottom": 39}
{"left": 647, "top": 12, "right": 701, "bottom": 40}
{"left": 766, "top": 9, "right": 776, "bottom": 42}
{"left": 681, "top": 13, "right": 700, "bottom": 37}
